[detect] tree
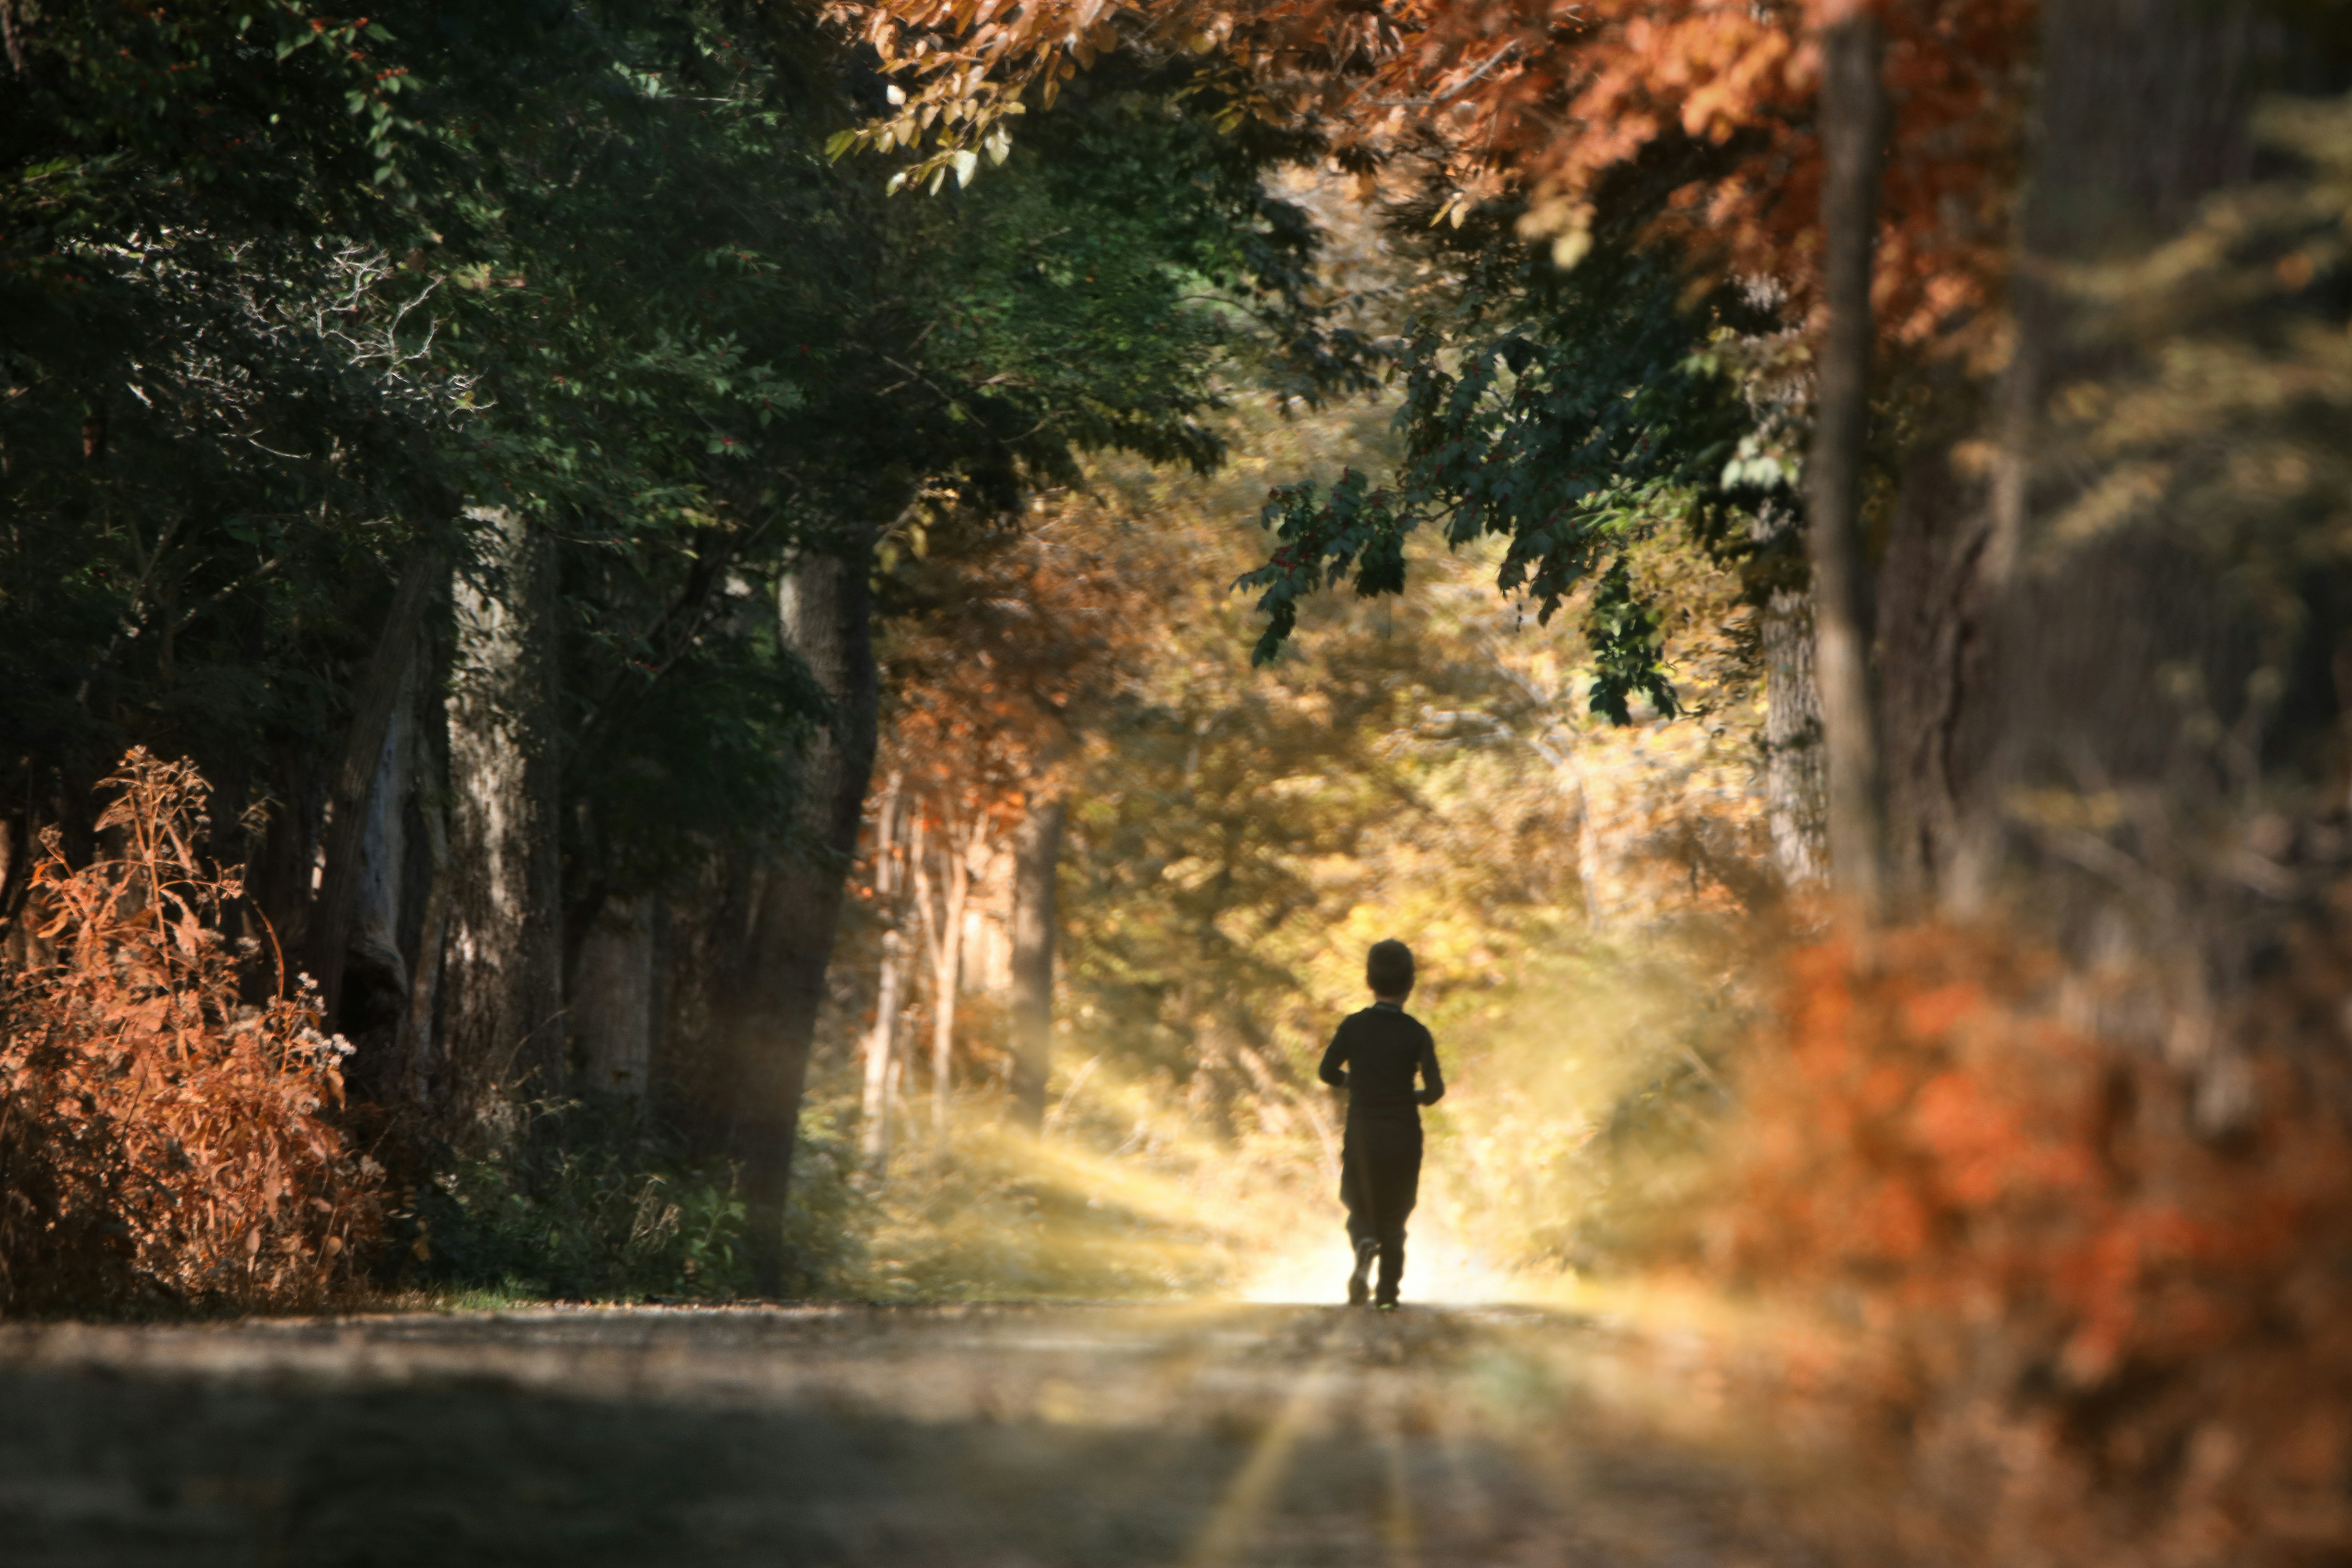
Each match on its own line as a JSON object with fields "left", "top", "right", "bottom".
{"left": 1230, "top": 153, "right": 1822, "bottom": 888}
{"left": 0, "top": 0, "right": 468, "bottom": 972}
{"left": 1235, "top": 169, "right": 1772, "bottom": 686}
{"left": 724, "top": 535, "right": 880, "bottom": 1284}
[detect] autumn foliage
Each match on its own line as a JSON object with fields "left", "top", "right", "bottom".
{"left": 0, "top": 751, "right": 385, "bottom": 1312}
{"left": 1715, "top": 927, "right": 2352, "bottom": 1562}
{"left": 882, "top": 509, "right": 1141, "bottom": 814}
{"left": 837, "top": 0, "right": 2030, "bottom": 349}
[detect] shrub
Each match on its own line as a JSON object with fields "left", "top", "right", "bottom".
{"left": 0, "top": 750, "right": 385, "bottom": 1312}
{"left": 401, "top": 1095, "right": 760, "bottom": 1302}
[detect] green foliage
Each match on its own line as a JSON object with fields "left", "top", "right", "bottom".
{"left": 1584, "top": 557, "right": 1680, "bottom": 725}
{"left": 405, "top": 1093, "right": 871, "bottom": 1303}
{"left": 1235, "top": 172, "right": 1779, "bottom": 710}
{"left": 0, "top": 2, "right": 424, "bottom": 256}
{"left": 1039, "top": 401, "right": 1571, "bottom": 1099}
{"left": 771, "top": 1099, "right": 870, "bottom": 1296}
{"left": 405, "top": 1101, "right": 757, "bottom": 1303}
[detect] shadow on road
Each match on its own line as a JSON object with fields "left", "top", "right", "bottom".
{"left": 0, "top": 1304, "right": 1823, "bottom": 1567}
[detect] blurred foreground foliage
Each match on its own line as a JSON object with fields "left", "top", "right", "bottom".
{"left": 1698, "top": 920, "right": 2352, "bottom": 1566}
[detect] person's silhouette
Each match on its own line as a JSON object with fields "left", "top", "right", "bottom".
{"left": 1318, "top": 939, "right": 1444, "bottom": 1308}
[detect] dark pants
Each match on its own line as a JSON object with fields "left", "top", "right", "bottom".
{"left": 1340, "top": 1115, "right": 1421, "bottom": 1301}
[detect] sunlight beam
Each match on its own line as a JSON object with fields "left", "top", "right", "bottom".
{"left": 1183, "top": 1370, "right": 1328, "bottom": 1567}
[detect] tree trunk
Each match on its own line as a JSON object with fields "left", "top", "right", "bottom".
{"left": 862, "top": 927, "right": 909, "bottom": 1176}
{"left": 1007, "top": 793, "right": 1065, "bottom": 1130}
{"left": 305, "top": 547, "right": 438, "bottom": 1022}
{"left": 1875, "top": 437, "right": 1993, "bottom": 913}
{"left": 931, "top": 841, "right": 960, "bottom": 1146}
{"left": 728, "top": 532, "right": 879, "bottom": 1295}
{"left": 441, "top": 507, "right": 564, "bottom": 1139}
{"left": 1753, "top": 506, "right": 1828, "bottom": 889}
{"left": 574, "top": 895, "right": 654, "bottom": 1099}
{"left": 1807, "top": 7, "right": 1890, "bottom": 917}
{"left": 352, "top": 668, "right": 413, "bottom": 1001}
{"left": 396, "top": 762, "right": 449, "bottom": 1109}
{"left": 1873, "top": 1, "right": 2295, "bottom": 1130}
{"left": 912, "top": 810, "right": 981, "bottom": 1148}
{"left": 1882, "top": 0, "right": 2268, "bottom": 917}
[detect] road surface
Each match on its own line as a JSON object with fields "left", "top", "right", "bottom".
{"left": 0, "top": 1303, "right": 1828, "bottom": 1566}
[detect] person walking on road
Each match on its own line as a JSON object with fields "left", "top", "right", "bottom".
{"left": 1318, "top": 938, "right": 1445, "bottom": 1308}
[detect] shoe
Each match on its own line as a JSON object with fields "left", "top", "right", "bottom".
{"left": 1374, "top": 1300, "right": 1399, "bottom": 1312}
{"left": 1347, "top": 1240, "right": 1377, "bottom": 1306}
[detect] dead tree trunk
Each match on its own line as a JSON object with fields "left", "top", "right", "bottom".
{"left": 1807, "top": 6, "right": 1890, "bottom": 916}
{"left": 305, "top": 547, "right": 438, "bottom": 1023}
{"left": 728, "top": 531, "right": 879, "bottom": 1295}
{"left": 1007, "top": 793, "right": 1065, "bottom": 1130}
{"left": 441, "top": 507, "right": 564, "bottom": 1139}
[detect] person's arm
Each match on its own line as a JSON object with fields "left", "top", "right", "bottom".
{"left": 1318, "top": 1020, "right": 1352, "bottom": 1089}
{"left": 1414, "top": 1033, "right": 1445, "bottom": 1106}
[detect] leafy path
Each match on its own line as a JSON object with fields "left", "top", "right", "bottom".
{"left": 0, "top": 1304, "right": 1825, "bottom": 1566}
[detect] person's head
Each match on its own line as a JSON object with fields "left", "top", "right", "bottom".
{"left": 1366, "top": 938, "right": 1415, "bottom": 1002}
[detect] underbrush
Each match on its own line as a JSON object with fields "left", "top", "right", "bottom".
{"left": 401, "top": 1096, "right": 865, "bottom": 1303}
{"left": 1703, "top": 924, "right": 2352, "bottom": 1567}
{"left": 0, "top": 750, "right": 385, "bottom": 1314}
{"left": 401, "top": 1080, "right": 1251, "bottom": 1307}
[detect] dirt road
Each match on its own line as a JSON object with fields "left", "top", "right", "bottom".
{"left": 0, "top": 1303, "right": 1825, "bottom": 1567}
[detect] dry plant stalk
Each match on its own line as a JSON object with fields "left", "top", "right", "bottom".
{"left": 0, "top": 749, "right": 385, "bottom": 1312}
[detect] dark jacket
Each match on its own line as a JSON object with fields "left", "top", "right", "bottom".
{"left": 1318, "top": 1002, "right": 1444, "bottom": 1122}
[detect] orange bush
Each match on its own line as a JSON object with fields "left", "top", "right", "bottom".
{"left": 1714, "top": 927, "right": 2352, "bottom": 1563}
{"left": 0, "top": 750, "right": 385, "bottom": 1312}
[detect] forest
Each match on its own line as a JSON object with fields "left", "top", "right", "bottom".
{"left": 7, "top": 2, "right": 2352, "bottom": 1564}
